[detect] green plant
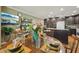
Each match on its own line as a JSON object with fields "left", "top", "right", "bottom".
{"left": 1, "top": 27, "right": 14, "bottom": 35}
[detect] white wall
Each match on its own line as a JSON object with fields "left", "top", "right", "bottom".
{"left": 0, "top": 6, "right": 1, "bottom": 47}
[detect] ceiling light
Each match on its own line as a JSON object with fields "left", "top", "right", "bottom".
{"left": 73, "top": 10, "right": 77, "bottom": 13}
{"left": 60, "top": 8, "right": 64, "bottom": 11}
{"left": 49, "top": 12, "right": 53, "bottom": 15}
{"left": 71, "top": 14, "right": 74, "bottom": 15}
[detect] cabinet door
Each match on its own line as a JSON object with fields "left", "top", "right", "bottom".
{"left": 66, "top": 17, "right": 74, "bottom": 25}
{"left": 75, "top": 16, "right": 79, "bottom": 24}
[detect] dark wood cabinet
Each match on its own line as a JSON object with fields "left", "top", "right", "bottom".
{"left": 65, "top": 14, "right": 79, "bottom": 25}
{"left": 75, "top": 15, "right": 79, "bottom": 24}
{"left": 65, "top": 17, "right": 74, "bottom": 25}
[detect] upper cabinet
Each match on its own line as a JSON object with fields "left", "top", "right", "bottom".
{"left": 65, "top": 14, "right": 79, "bottom": 25}
{"left": 74, "top": 15, "right": 79, "bottom": 24}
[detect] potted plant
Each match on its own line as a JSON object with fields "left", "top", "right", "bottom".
{"left": 1, "top": 27, "right": 14, "bottom": 35}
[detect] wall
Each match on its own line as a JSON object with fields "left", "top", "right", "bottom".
{"left": 0, "top": 6, "right": 1, "bottom": 47}
{"left": 1, "top": 6, "right": 17, "bottom": 15}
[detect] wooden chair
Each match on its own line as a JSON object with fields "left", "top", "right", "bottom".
{"left": 72, "top": 35, "right": 79, "bottom": 53}
{"left": 64, "top": 35, "right": 79, "bottom": 53}
{"left": 52, "top": 29, "right": 79, "bottom": 53}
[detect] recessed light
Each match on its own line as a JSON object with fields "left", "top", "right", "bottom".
{"left": 60, "top": 8, "right": 64, "bottom": 11}
{"left": 49, "top": 12, "right": 53, "bottom": 14}
{"left": 73, "top": 10, "right": 77, "bottom": 13}
{"left": 71, "top": 14, "right": 74, "bottom": 15}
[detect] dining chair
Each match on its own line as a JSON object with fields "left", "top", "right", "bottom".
{"left": 64, "top": 35, "right": 79, "bottom": 53}
{"left": 72, "top": 35, "right": 79, "bottom": 53}
{"left": 64, "top": 28, "right": 79, "bottom": 53}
